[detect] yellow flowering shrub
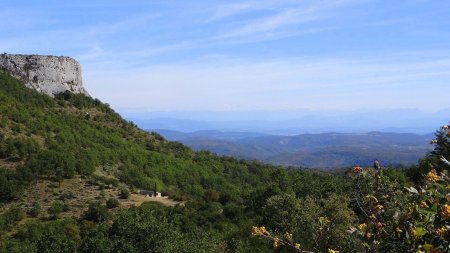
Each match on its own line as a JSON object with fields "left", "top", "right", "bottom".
{"left": 347, "top": 123, "right": 450, "bottom": 252}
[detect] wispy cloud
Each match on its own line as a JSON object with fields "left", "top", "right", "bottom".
{"left": 215, "top": 8, "right": 319, "bottom": 39}
{"left": 0, "top": 1, "right": 367, "bottom": 64}
{"left": 208, "top": 2, "right": 260, "bottom": 22}
{"left": 85, "top": 14, "right": 159, "bottom": 37}
{"left": 212, "top": 0, "right": 362, "bottom": 43}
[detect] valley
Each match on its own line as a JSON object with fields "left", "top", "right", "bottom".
{"left": 151, "top": 129, "right": 434, "bottom": 168}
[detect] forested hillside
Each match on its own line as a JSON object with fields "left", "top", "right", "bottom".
{"left": 155, "top": 129, "right": 432, "bottom": 167}
{"left": 0, "top": 71, "right": 448, "bottom": 252}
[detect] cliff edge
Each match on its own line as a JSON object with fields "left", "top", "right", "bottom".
{"left": 0, "top": 53, "right": 88, "bottom": 96}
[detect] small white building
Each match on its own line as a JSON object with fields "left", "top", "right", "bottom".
{"left": 140, "top": 190, "right": 162, "bottom": 198}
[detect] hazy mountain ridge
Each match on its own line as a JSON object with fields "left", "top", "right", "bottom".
{"left": 127, "top": 108, "right": 450, "bottom": 135}
{"left": 153, "top": 129, "right": 434, "bottom": 168}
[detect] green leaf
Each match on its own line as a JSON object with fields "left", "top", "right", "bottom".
{"left": 423, "top": 243, "right": 432, "bottom": 252}
{"left": 413, "top": 227, "right": 426, "bottom": 238}
{"left": 405, "top": 230, "right": 410, "bottom": 243}
{"left": 431, "top": 202, "right": 438, "bottom": 212}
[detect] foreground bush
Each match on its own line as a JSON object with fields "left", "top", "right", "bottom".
{"left": 252, "top": 123, "right": 450, "bottom": 253}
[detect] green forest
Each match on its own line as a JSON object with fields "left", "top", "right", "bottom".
{"left": 0, "top": 70, "right": 448, "bottom": 252}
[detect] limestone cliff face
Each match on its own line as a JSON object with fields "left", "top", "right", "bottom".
{"left": 0, "top": 54, "right": 88, "bottom": 96}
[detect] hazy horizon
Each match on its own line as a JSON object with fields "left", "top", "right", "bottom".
{"left": 120, "top": 107, "right": 450, "bottom": 120}
{"left": 122, "top": 108, "right": 449, "bottom": 135}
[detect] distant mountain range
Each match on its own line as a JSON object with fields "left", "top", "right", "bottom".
{"left": 124, "top": 108, "right": 450, "bottom": 135}
{"left": 151, "top": 129, "right": 434, "bottom": 168}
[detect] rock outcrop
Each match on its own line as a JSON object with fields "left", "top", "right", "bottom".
{"left": 0, "top": 54, "right": 88, "bottom": 96}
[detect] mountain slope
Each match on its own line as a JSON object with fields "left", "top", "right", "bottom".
{"left": 0, "top": 70, "right": 283, "bottom": 200}
{"left": 2, "top": 70, "right": 442, "bottom": 253}
{"left": 1, "top": 70, "right": 316, "bottom": 252}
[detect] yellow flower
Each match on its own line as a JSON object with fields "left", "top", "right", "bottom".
{"left": 426, "top": 169, "right": 439, "bottom": 182}
{"left": 365, "top": 194, "right": 378, "bottom": 203}
{"left": 319, "top": 216, "right": 330, "bottom": 226}
{"left": 358, "top": 223, "right": 367, "bottom": 231}
{"left": 251, "top": 226, "right": 261, "bottom": 236}
{"left": 294, "top": 243, "right": 301, "bottom": 249}
{"left": 328, "top": 249, "right": 339, "bottom": 253}
{"left": 251, "top": 226, "right": 270, "bottom": 236}
{"left": 284, "top": 232, "right": 293, "bottom": 242}
{"left": 435, "top": 226, "right": 448, "bottom": 236}
{"left": 374, "top": 204, "right": 384, "bottom": 212}
{"left": 273, "top": 238, "right": 280, "bottom": 248}
{"left": 260, "top": 226, "right": 270, "bottom": 235}
{"left": 419, "top": 201, "right": 429, "bottom": 208}
{"left": 442, "top": 204, "right": 450, "bottom": 219}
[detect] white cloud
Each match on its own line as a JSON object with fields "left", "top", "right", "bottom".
{"left": 84, "top": 52, "right": 450, "bottom": 112}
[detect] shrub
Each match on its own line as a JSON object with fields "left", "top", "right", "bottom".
{"left": 84, "top": 202, "right": 110, "bottom": 223}
{"left": 0, "top": 137, "right": 40, "bottom": 161}
{"left": 28, "top": 202, "right": 41, "bottom": 217}
{"left": 48, "top": 201, "right": 69, "bottom": 218}
{"left": 59, "top": 191, "right": 75, "bottom": 201}
{"left": 252, "top": 122, "right": 450, "bottom": 253}
{"left": 119, "top": 187, "right": 130, "bottom": 199}
{"left": 347, "top": 167, "right": 449, "bottom": 252}
{"left": 24, "top": 150, "right": 77, "bottom": 180}
{"left": 0, "top": 206, "right": 25, "bottom": 232}
{"left": 0, "top": 168, "right": 23, "bottom": 202}
{"left": 106, "top": 198, "right": 120, "bottom": 209}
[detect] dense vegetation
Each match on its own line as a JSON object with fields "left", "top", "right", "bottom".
{"left": 0, "top": 70, "right": 448, "bottom": 252}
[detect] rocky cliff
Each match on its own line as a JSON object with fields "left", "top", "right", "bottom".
{"left": 0, "top": 54, "right": 88, "bottom": 96}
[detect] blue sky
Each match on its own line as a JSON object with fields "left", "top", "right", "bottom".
{"left": 1, "top": 0, "right": 450, "bottom": 113}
